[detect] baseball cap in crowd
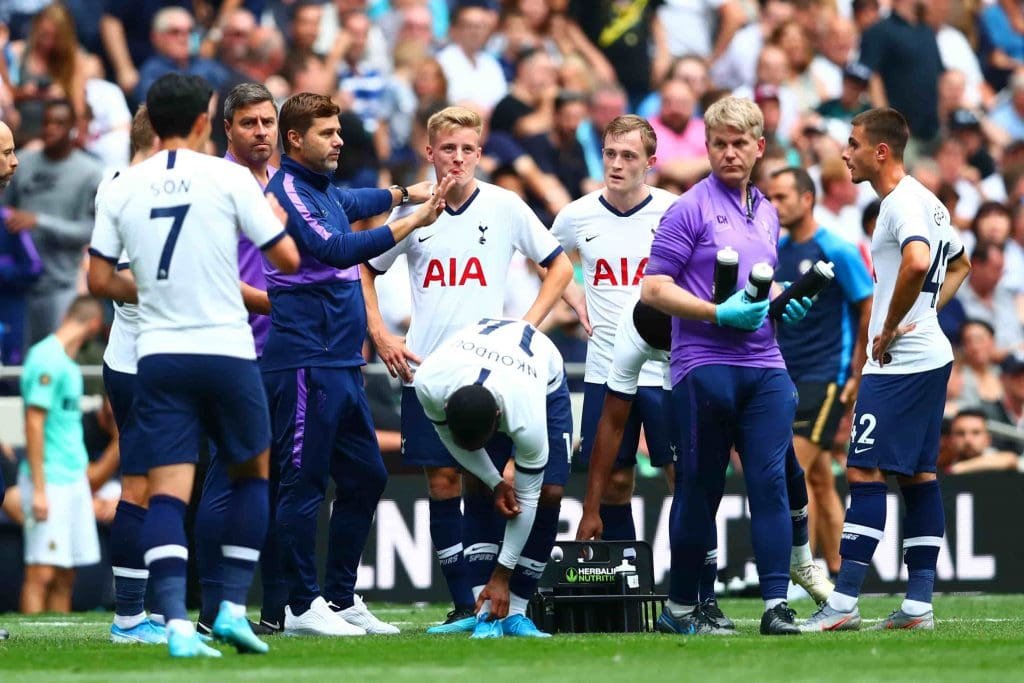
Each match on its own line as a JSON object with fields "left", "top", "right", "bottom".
{"left": 949, "top": 108, "right": 982, "bottom": 132}
{"left": 843, "top": 62, "right": 871, "bottom": 86}
{"left": 1001, "top": 350, "right": 1024, "bottom": 375}
{"left": 754, "top": 83, "right": 780, "bottom": 105}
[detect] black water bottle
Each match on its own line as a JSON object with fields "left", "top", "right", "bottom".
{"left": 744, "top": 262, "right": 774, "bottom": 302}
{"left": 769, "top": 260, "right": 835, "bottom": 320}
{"left": 713, "top": 247, "right": 739, "bottom": 304}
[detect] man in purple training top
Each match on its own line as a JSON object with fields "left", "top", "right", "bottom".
{"left": 195, "top": 82, "right": 286, "bottom": 636}
{"left": 641, "top": 95, "right": 815, "bottom": 637}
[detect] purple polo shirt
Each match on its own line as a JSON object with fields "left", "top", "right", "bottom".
{"left": 646, "top": 173, "right": 786, "bottom": 385}
{"left": 225, "top": 151, "right": 276, "bottom": 357}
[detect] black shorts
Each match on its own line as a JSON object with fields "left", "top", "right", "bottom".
{"left": 792, "top": 381, "right": 845, "bottom": 447}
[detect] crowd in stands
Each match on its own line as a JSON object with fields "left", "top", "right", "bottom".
{"left": 0, "top": 0, "right": 1023, "bottom": 479}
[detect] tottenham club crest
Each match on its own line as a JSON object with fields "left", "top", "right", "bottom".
{"left": 478, "top": 224, "right": 488, "bottom": 244}
{"left": 933, "top": 205, "right": 947, "bottom": 226}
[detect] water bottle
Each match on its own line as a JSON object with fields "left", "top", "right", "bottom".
{"left": 744, "top": 262, "right": 774, "bottom": 302}
{"left": 614, "top": 549, "right": 641, "bottom": 632}
{"left": 768, "top": 260, "right": 835, "bottom": 320}
{"left": 713, "top": 247, "right": 739, "bottom": 304}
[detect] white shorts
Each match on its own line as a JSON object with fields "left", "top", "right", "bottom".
{"left": 19, "top": 473, "right": 101, "bottom": 568}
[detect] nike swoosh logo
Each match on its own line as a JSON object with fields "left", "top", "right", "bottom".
{"left": 584, "top": 235, "right": 599, "bottom": 242}
{"left": 824, "top": 615, "right": 854, "bottom": 631}
{"left": 853, "top": 447, "right": 872, "bottom": 454}
{"left": 418, "top": 235, "right": 434, "bottom": 243}
{"left": 261, "top": 621, "right": 281, "bottom": 630}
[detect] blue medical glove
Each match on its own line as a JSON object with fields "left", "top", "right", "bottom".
{"left": 782, "top": 295, "right": 814, "bottom": 325}
{"left": 715, "top": 289, "right": 769, "bottom": 331}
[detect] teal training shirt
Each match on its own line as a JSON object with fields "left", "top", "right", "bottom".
{"left": 19, "top": 335, "right": 87, "bottom": 485}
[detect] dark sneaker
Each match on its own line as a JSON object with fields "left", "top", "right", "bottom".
{"left": 656, "top": 607, "right": 734, "bottom": 636}
{"left": 701, "top": 599, "right": 735, "bottom": 630}
{"left": 426, "top": 607, "right": 477, "bottom": 634}
{"left": 760, "top": 602, "right": 800, "bottom": 636}
{"left": 252, "top": 618, "right": 284, "bottom": 635}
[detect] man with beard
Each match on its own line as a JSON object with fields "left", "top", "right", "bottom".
{"left": 650, "top": 79, "right": 710, "bottom": 189}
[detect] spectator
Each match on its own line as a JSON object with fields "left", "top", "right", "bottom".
{"left": 8, "top": 4, "right": 89, "bottom": 144}
{"left": 810, "top": 14, "right": 857, "bottom": 102}
{"left": 947, "top": 109, "right": 997, "bottom": 182}
{"left": 957, "top": 241, "right": 1022, "bottom": 361}
{"left": 711, "top": 0, "right": 795, "bottom": 92}
{"left": 207, "top": 8, "right": 259, "bottom": 80}
{"left": 638, "top": 54, "right": 712, "bottom": 120}
{"left": 816, "top": 62, "right": 872, "bottom": 124}
{"left": 650, "top": 78, "right": 709, "bottom": 189}
{"left": 948, "top": 320, "right": 1004, "bottom": 414}
{"left": 18, "top": 296, "right": 105, "bottom": 614}
{"left": 0, "top": 119, "right": 40, "bottom": 367}
{"left": 576, "top": 82, "right": 627, "bottom": 185}
{"left": 858, "top": 0, "right": 943, "bottom": 149}
{"left": 851, "top": 0, "right": 881, "bottom": 33}
{"left": 945, "top": 409, "right": 1021, "bottom": 474}
{"left": 982, "top": 350, "right": 1024, "bottom": 451}
{"left": 411, "top": 57, "right": 448, "bottom": 109}
{"left": 571, "top": 0, "right": 668, "bottom": 107}
{"left": 936, "top": 70, "right": 969, "bottom": 138}
{"left": 436, "top": 3, "right": 507, "bottom": 112}
{"left": 388, "top": 2, "right": 437, "bottom": 56}
{"left": 519, "top": 91, "right": 592, "bottom": 201}
{"left": 100, "top": 0, "right": 193, "bottom": 97}
{"left": 287, "top": 0, "right": 325, "bottom": 55}
{"left": 977, "top": 0, "right": 1024, "bottom": 93}
{"left": 735, "top": 44, "right": 800, "bottom": 144}
{"left": 337, "top": 11, "right": 390, "bottom": 171}
{"left": 813, "top": 155, "right": 864, "bottom": 246}
{"left": 2, "top": 99, "right": 103, "bottom": 347}
{"left": 133, "top": 7, "right": 230, "bottom": 104}
{"left": 925, "top": 0, "right": 986, "bottom": 109}
{"left": 989, "top": 71, "right": 1024, "bottom": 143}
{"left": 657, "top": 0, "right": 747, "bottom": 64}
{"left": 968, "top": 202, "right": 1024, "bottom": 295}
{"left": 769, "top": 19, "right": 825, "bottom": 113}
{"left": 933, "top": 136, "right": 982, "bottom": 229}
{"left": 82, "top": 54, "right": 132, "bottom": 170}
{"left": 490, "top": 48, "right": 559, "bottom": 141}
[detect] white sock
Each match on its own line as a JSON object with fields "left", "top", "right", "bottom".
{"left": 665, "top": 600, "right": 696, "bottom": 618}
{"left": 765, "top": 598, "right": 785, "bottom": 611}
{"left": 223, "top": 601, "right": 246, "bottom": 619}
{"left": 790, "top": 543, "right": 813, "bottom": 566}
{"left": 148, "top": 613, "right": 165, "bottom": 625}
{"left": 167, "top": 619, "right": 194, "bottom": 637}
{"left": 900, "top": 598, "right": 932, "bottom": 616}
{"left": 828, "top": 591, "right": 858, "bottom": 612}
{"left": 113, "top": 612, "right": 147, "bottom": 630}
{"left": 509, "top": 593, "right": 529, "bottom": 617}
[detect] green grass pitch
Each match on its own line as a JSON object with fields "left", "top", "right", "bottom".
{"left": 2, "top": 595, "right": 1022, "bottom": 682}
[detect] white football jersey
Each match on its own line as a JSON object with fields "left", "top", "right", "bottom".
{"left": 414, "top": 318, "right": 565, "bottom": 475}
{"left": 95, "top": 174, "right": 140, "bottom": 374}
{"left": 551, "top": 187, "right": 676, "bottom": 385}
{"left": 368, "top": 181, "right": 562, "bottom": 372}
{"left": 864, "top": 175, "right": 963, "bottom": 375}
{"left": 605, "top": 300, "right": 671, "bottom": 396}
{"left": 90, "top": 149, "right": 284, "bottom": 360}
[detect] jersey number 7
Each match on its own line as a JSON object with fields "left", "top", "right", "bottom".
{"left": 151, "top": 204, "right": 192, "bottom": 280}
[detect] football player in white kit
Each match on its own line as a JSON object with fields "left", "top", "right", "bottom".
{"left": 414, "top": 318, "right": 573, "bottom": 638}
{"left": 88, "top": 74, "right": 300, "bottom": 657}
{"left": 802, "top": 108, "right": 971, "bottom": 632}
{"left": 101, "top": 105, "right": 167, "bottom": 646}
{"left": 362, "top": 106, "right": 574, "bottom": 633}
{"left": 552, "top": 114, "right": 677, "bottom": 542}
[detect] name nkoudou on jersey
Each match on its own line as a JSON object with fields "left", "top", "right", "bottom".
{"left": 865, "top": 175, "right": 964, "bottom": 375}
{"left": 367, "top": 182, "right": 562, "bottom": 368}
{"left": 90, "top": 149, "right": 285, "bottom": 361}
{"left": 414, "top": 318, "right": 565, "bottom": 465}
{"left": 551, "top": 187, "right": 676, "bottom": 385}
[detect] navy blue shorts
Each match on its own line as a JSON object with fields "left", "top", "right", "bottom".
{"left": 542, "top": 376, "right": 573, "bottom": 487}
{"left": 847, "top": 363, "right": 951, "bottom": 476}
{"left": 102, "top": 363, "right": 146, "bottom": 476}
{"left": 579, "top": 382, "right": 675, "bottom": 469}
{"left": 400, "top": 385, "right": 513, "bottom": 470}
{"left": 135, "top": 354, "right": 271, "bottom": 469}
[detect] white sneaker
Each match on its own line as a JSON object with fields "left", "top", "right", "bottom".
{"left": 328, "top": 595, "right": 400, "bottom": 635}
{"left": 283, "top": 597, "right": 366, "bottom": 637}
{"left": 790, "top": 561, "right": 834, "bottom": 604}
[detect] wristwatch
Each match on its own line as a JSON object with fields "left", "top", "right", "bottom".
{"left": 390, "top": 184, "right": 409, "bottom": 204}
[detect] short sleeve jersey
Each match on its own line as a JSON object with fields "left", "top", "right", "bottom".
{"left": 367, "top": 181, "right": 563, "bottom": 368}
{"left": 413, "top": 318, "right": 565, "bottom": 469}
{"left": 864, "top": 175, "right": 963, "bottom": 375}
{"left": 90, "top": 149, "right": 285, "bottom": 361}
{"left": 19, "top": 335, "right": 88, "bottom": 485}
{"left": 551, "top": 187, "right": 676, "bottom": 385}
